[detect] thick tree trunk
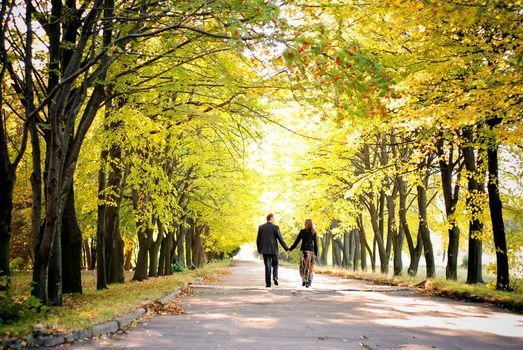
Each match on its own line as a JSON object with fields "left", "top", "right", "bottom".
{"left": 0, "top": 170, "right": 14, "bottom": 276}
{"left": 463, "top": 127, "right": 484, "bottom": 284}
{"left": 192, "top": 226, "right": 206, "bottom": 268}
{"left": 133, "top": 227, "right": 152, "bottom": 281}
{"left": 48, "top": 220, "right": 63, "bottom": 305}
{"left": 36, "top": 114, "right": 64, "bottom": 305}
{"left": 159, "top": 230, "right": 174, "bottom": 275}
{"left": 148, "top": 221, "right": 164, "bottom": 278}
{"left": 103, "top": 137, "right": 125, "bottom": 284}
{"left": 387, "top": 188, "right": 402, "bottom": 276}
{"left": 30, "top": 122, "right": 43, "bottom": 284}
{"left": 61, "top": 187, "right": 82, "bottom": 294}
{"left": 417, "top": 183, "right": 435, "bottom": 278}
{"left": 393, "top": 229, "right": 404, "bottom": 276}
{"left": 486, "top": 121, "right": 510, "bottom": 290}
{"left": 96, "top": 150, "right": 108, "bottom": 290}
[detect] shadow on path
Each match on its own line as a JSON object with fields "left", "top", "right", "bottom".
{"left": 51, "top": 259, "right": 523, "bottom": 350}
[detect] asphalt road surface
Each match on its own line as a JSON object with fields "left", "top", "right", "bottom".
{"left": 57, "top": 259, "right": 523, "bottom": 350}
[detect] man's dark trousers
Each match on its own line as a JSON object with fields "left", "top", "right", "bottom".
{"left": 263, "top": 254, "right": 278, "bottom": 287}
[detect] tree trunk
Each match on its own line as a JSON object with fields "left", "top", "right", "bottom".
{"left": 332, "top": 237, "right": 343, "bottom": 267}
{"left": 192, "top": 226, "right": 206, "bottom": 268}
{"left": 124, "top": 243, "right": 133, "bottom": 271}
{"left": 133, "top": 226, "right": 152, "bottom": 281}
{"left": 159, "top": 230, "right": 174, "bottom": 275}
{"left": 61, "top": 187, "right": 83, "bottom": 293}
{"left": 342, "top": 230, "right": 352, "bottom": 268}
{"left": 368, "top": 200, "right": 388, "bottom": 274}
{"left": 103, "top": 122, "right": 126, "bottom": 284}
{"left": 353, "top": 229, "right": 361, "bottom": 271}
{"left": 185, "top": 219, "right": 193, "bottom": 269}
{"left": 176, "top": 221, "right": 186, "bottom": 266}
{"left": 89, "top": 238, "right": 96, "bottom": 270}
{"left": 320, "top": 227, "right": 332, "bottom": 266}
{"left": 29, "top": 122, "right": 43, "bottom": 285}
{"left": 0, "top": 169, "right": 14, "bottom": 276}
{"left": 387, "top": 188, "right": 402, "bottom": 276}
{"left": 48, "top": 220, "right": 63, "bottom": 305}
{"left": 356, "top": 216, "right": 369, "bottom": 271}
{"left": 463, "top": 127, "right": 484, "bottom": 284}
{"left": 399, "top": 177, "right": 423, "bottom": 276}
{"left": 96, "top": 150, "right": 108, "bottom": 290}
{"left": 417, "top": 178, "right": 435, "bottom": 278}
{"left": 437, "top": 137, "right": 461, "bottom": 281}
{"left": 486, "top": 119, "right": 510, "bottom": 290}
{"left": 393, "top": 229, "right": 404, "bottom": 276}
{"left": 36, "top": 113, "right": 64, "bottom": 305}
{"left": 82, "top": 239, "right": 90, "bottom": 269}
{"left": 83, "top": 238, "right": 95, "bottom": 270}
{"left": 148, "top": 220, "right": 164, "bottom": 278}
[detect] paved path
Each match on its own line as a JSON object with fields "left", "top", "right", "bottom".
{"left": 62, "top": 260, "right": 523, "bottom": 350}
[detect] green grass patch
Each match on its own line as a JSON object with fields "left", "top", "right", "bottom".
{"left": 0, "top": 260, "right": 230, "bottom": 339}
{"left": 312, "top": 264, "right": 523, "bottom": 312}
{"left": 424, "top": 279, "right": 523, "bottom": 311}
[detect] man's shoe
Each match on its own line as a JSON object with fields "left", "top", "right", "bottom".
{"left": 265, "top": 285, "right": 271, "bottom": 288}
{"left": 273, "top": 278, "right": 279, "bottom": 286}
{"left": 302, "top": 281, "right": 306, "bottom": 287}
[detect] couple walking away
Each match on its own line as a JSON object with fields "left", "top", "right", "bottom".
{"left": 256, "top": 213, "right": 318, "bottom": 288}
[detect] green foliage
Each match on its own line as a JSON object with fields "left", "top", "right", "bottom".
{"left": 9, "top": 257, "right": 24, "bottom": 273}
{"left": 0, "top": 277, "right": 47, "bottom": 326}
{"left": 172, "top": 262, "right": 186, "bottom": 273}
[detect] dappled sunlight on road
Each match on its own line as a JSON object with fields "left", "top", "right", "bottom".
{"left": 63, "top": 260, "right": 523, "bottom": 350}
{"left": 375, "top": 314, "right": 522, "bottom": 338}
{"left": 343, "top": 289, "right": 523, "bottom": 338}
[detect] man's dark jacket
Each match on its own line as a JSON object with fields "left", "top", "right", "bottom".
{"left": 257, "top": 221, "right": 289, "bottom": 255}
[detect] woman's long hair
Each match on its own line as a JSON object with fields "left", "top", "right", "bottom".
{"left": 304, "top": 218, "right": 316, "bottom": 236}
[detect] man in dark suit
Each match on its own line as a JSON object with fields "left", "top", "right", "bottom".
{"left": 256, "top": 213, "right": 289, "bottom": 288}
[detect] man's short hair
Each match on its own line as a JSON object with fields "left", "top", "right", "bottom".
{"left": 266, "top": 213, "right": 274, "bottom": 221}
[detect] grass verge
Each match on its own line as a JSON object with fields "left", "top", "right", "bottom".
{"left": 288, "top": 263, "right": 523, "bottom": 312}
{"left": 1, "top": 260, "right": 230, "bottom": 339}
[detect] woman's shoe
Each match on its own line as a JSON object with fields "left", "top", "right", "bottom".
{"left": 302, "top": 281, "right": 306, "bottom": 286}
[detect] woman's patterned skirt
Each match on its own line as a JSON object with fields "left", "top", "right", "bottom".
{"left": 299, "top": 250, "right": 315, "bottom": 286}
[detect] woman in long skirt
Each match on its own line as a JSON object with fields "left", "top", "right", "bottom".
{"left": 289, "top": 218, "right": 318, "bottom": 288}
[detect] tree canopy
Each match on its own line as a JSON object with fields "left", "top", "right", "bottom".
{"left": 1, "top": 0, "right": 522, "bottom": 308}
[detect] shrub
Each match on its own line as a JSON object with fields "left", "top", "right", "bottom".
{"left": 0, "top": 276, "right": 47, "bottom": 326}
{"left": 172, "top": 262, "right": 186, "bottom": 273}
